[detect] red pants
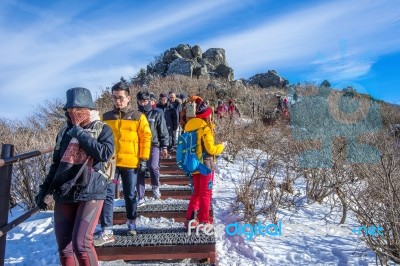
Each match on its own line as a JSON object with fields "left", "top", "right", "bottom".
{"left": 186, "top": 172, "right": 214, "bottom": 223}
{"left": 54, "top": 200, "right": 103, "bottom": 266}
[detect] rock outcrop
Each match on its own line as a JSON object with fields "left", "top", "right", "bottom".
{"left": 248, "top": 70, "right": 288, "bottom": 88}
{"left": 147, "top": 44, "right": 234, "bottom": 81}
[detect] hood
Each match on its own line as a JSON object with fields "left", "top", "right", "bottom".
{"left": 184, "top": 118, "right": 208, "bottom": 132}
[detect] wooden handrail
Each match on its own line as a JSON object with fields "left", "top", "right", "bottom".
{"left": 0, "top": 207, "right": 39, "bottom": 238}
{"left": 1, "top": 145, "right": 54, "bottom": 265}
{"left": 0, "top": 147, "right": 53, "bottom": 168}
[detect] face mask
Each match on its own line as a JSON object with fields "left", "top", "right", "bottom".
{"left": 68, "top": 108, "right": 90, "bottom": 126}
{"left": 138, "top": 101, "right": 153, "bottom": 113}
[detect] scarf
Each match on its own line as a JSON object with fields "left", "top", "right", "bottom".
{"left": 67, "top": 108, "right": 91, "bottom": 127}
{"left": 52, "top": 110, "right": 100, "bottom": 196}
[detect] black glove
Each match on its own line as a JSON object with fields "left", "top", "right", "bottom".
{"left": 67, "top": 126, "right": 84, "bottom": 138}
{"left": 35, "top": 184, "right": 49, "bottom": 210}
{"left": 138, "top": 160, "right": 148, "bottom": 173}
{"left": 144, "top": 169, "right": 151, "bottom": 179}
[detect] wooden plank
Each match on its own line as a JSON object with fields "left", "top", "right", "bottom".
{"left": 159, "top": 169, "right": 184, "bottom": 175}
{"left": 144, "top": 189, "right": 191, "bottom": 199}
{"left": 113, "top": 205, "right": 213, "bottom": 224}
{"left": 146, "top": 176, "right": 189, "bottom": 185}
{"left": 96, "top": 244, "right": 215, "bottom": 262}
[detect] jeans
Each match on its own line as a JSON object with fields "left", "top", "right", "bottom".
{"left": 168, "top": 129, "right": 177, "bottom": 149}
{"left": 137, "top": 146, "right": 160, "bottom": 199}
{"left": 100, "top": 181, "right": 115, "bottom": 229}
{"left": 100, "top": 167, "right": 138, "bottom": 229}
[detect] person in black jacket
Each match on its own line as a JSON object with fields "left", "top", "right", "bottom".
{"left": 35, "top": 87, "right": 114, "bottom": 266}
{"left": 136, "top": 91, "right": 169, "bottom": 203}
{"left": 157, "top": 93, "right": 179, "bottom": 152}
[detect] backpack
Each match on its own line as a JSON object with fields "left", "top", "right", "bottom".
{"left": 55, "top": 121, "right": 116, "bottom": 180}
{"left": 176, "top": 130, "right": 211, "bottom": 175}
{"left": 185, "top": 101, "right": 197, "bottom": 118}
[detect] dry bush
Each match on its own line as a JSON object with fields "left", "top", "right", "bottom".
{"left": 230, "top": 120, "right": 300, "bottom": 224}
{"left": 343, "top": 131, "right": 400, "bottom": 265}
{"left": 95, "top": 88, "right": 113, "bottom": 116}
{"left": 146, "top": 75, "right": 210, "bottom": 98}
{"left": 291, "top": 85, "right": 400, "bottom": 263}
{"left": 4, "top": 100, "right": 65, "bottom": 209}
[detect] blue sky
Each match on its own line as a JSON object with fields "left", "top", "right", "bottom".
{"left": 0, "top": 0, "right": 399, "bottom": 119}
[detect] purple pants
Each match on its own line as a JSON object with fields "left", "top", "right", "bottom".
{"left": 137, "top": 146, "right": 160, "bottom": 199}
{"left": 54, "top": 200, "right": 103, "bottom": 266}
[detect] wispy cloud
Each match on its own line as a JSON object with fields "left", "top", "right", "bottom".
{"left": 202, "top": 0, "right": 400, "bottom": 82}
{"left": 1, "top": 0, "right": 399, "bottom": 119}
{"left": 0, "top": 0, "right": 236, "bottom": 119}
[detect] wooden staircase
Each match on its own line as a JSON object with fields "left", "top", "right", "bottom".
{"left": 95, "top": 156, "right": 216, "bottom": 264}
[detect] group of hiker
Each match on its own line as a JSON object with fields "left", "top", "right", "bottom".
{"left": 34, "top": 84, "right": 226, "bottom": 266}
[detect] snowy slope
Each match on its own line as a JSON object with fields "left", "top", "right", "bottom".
{"left": 4, "top": 155, "right": 385, "bottom": 265}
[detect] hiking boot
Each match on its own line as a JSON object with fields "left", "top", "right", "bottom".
{"left": 127, "top": 220, "right": 137, "bottom": 236}
{"left": 152, "top": 186, "right": 161, "bottom": 199}
{"left": 93, "top": 231, "right": 115, "bottom": 247}
{"left": 137, "top": 198, "right": 147, "bottom": 207}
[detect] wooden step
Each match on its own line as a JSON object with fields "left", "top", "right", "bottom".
{"left": 159, "top": 168, "right": 184, "bottom": 175}
{"left": 112, "top": 203, "right": 213, "bottom": 223}
{"left": 144, "top": 185, "right": 192, "bottom": 199}
{"left": 159, "top": 159, "right": 178, "bottom": 166}
{"left": 146, "top": 175, "right": 189, "bottom": 186}
{"left": 95, "top": 228, "right": 215, "bottom": 263}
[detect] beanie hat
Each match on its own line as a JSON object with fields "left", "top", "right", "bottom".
{"left": 63, "top": 87, "right": 95, "bottom": 110}
{"left": 149, "top": 92, "right": 156, "bottom": 101}
{"left": 137, "top": 91, "right": 150, "bottom": 101}
{"left": 179, "top": 93, "right": 187, "bottom": 99}
{"left": 196, "top": 101, "right": 212, "bottom": 119}
{"left": 189, "top": 95, "right": 203, "bottom": 103}
{"left": 160, "top": 93, "right": 168, "bottom": 98}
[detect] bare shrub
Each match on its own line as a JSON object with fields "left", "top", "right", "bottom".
{"left": 344, "top": 131, "right": 400, "bottom": 264}
{"left": 231, "top": 120, "right": 300, "bottom": 223}
{"left": 4, "top": 101, "right": 65, "bottom": 209}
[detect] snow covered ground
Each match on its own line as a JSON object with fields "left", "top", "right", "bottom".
{"left": 4, "top": 154, "right": 386, "bottom": 265}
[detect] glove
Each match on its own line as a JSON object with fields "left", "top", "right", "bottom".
{"left": 144, "top": 169, "right": 151, "bottom": 179}
{"left": 161, "top": 148, "right": 168, "bottom": 159}
{"left": 138, "top": 160, "right": 148, "bottom": 173}
{"left": 67, "top": 126, "right": 84, "bottom": 138}
{"left": 35, "top": 184, "right": 49, "bottom": 210}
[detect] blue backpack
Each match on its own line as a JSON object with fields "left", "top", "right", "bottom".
{"left": 176, "top": 130, "right": 211, "bottom": 175}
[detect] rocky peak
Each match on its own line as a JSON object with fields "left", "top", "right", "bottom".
{"left": 147, "top": 44, "right": 234, "bottom": 81}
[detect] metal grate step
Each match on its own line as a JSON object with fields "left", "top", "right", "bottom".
{"left": 95, "top": 228, "right": 216, "bottom": 263}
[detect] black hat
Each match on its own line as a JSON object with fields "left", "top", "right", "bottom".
{"left": 159, "top": 93, "right": 168, "bottom": 98}
{"left": 149, "top": 92, "right": 156, "bottom": 101}
{"left": 137, "top": 91, "right": 150, "bottom": 101}
{"left": 63, "top": 87, "right": 95, "bottom": 110}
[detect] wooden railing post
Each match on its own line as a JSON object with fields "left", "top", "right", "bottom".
{"left": 0, "top": 144, "right": 14, "bottom": 266}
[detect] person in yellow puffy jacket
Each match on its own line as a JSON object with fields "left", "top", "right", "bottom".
{"left": 184, "top": 98, "right": 225, "bottom": 228}
{"left": 95, "top": 81, "right": 152, "bottom": 246}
